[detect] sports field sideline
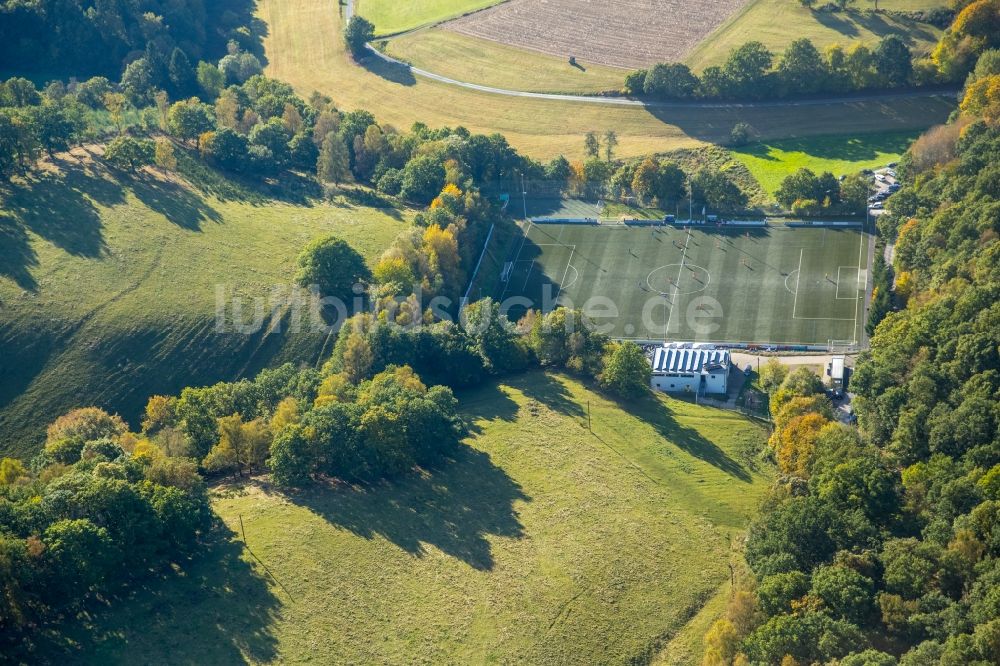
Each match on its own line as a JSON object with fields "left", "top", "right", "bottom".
{"left": 498, "top": 222, "right": 872, "bottom": 347}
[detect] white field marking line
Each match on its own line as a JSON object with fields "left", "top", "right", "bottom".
{"left": 853, "top": 230, "right": 866, "bottom": 344}
{"left": 791, "top": 248, "right": 804, "bottom": 318}
{"left": 555, "top": 245, "right": 577, "bottom": 300}
{"left": 521, "top": 259, "right": 536, "bottom": 292}
{"left": 665, "top": 227, "right": 691, "bottom": 336}
{"left": 561, "top": 264, "right": 580, "bottom": 291}
{"left": 784, "top": 269, "right": 800, "bottom": 295}
{"left": 835, "top": 265, "right": 860, "bottom": 299}
{"left": 500, "top": 219, "right": 533, "bottom": 300}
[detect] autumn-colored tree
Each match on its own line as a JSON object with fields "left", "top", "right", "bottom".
{"left": 271, "top": 397, "right": 300, "bottom": 432}
{"left": 202, "top": 414, "right": 271, "bottom": 477}
{"left": 772, "top": 412, "right": 830, "bottom": 477}
{"left": 961, "top": 73, "right": 1000, "bottom": 123}
{"left": 422, "top": 224, "right": 464, "bottom": 295}
{"left": 0, "top": 458, "right": 27, "bottom": 485}
{"left": 341, "top": 333, "right": 373, "bottom": 384}
{"left": 703, "top": 618, "right": 739, "bottom": 665}
{"left": 154, "top": 138, "right": 177, "bottom": 171}
{"left": 141, "top": 395, "right": 177, "bottom": 434}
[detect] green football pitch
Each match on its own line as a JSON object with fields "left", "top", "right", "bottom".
{"left": 498, "top": 223, "right": 872, "bottom": 346}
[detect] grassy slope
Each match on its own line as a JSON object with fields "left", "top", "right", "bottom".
{"left": 357, "top": 0, "right": 503, "bottom": 35}
{"left": 0, "top": 150, "right": 411, "bottom": 457}
{"left": 44, "top": 372, "right": 771, "bottom": 664}
{"left": 731, "top": 130, "right": 916, "bottom": 197}
{"left": 686, "top": 0, "right": 944, "bottom": 71}
{"left": 259, "top": 0, "right": 954, "bottom": 160}
{"left": 383, "top": 29, "right": 626, "bottom": 94}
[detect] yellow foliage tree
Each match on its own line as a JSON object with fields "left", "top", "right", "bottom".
{"left": 895, "top": 270, "right": 915, "bottom": 303}
{"left": 702, "top": 618, "right": 738, "bottom": 666}
{"left": 271, "top": 397, "right": 300, "bottom": 433}
{"left": 961, "top": 74, "right": 1000, "bottom": 123}
{"left": 0, "top": 458, "right": 27, "bottom": 486}
{"left": 772, "top": 412, "right": 829, "bottom": 477}
{"left": 422, "top": 224, "right": 463, "bottom": 292}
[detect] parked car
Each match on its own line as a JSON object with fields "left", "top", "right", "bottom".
{"left": 875, "top": 174, "right": 887, "bottom": 182}
{"left": 887, "top": 183, "right": 901, "bottom": 192}
{"left": 870, "top": 201, "right": 884, "bottom": 209}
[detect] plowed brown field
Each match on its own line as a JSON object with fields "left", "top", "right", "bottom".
{"left": 446, "top": 0, "right": 752, "bottom": 69}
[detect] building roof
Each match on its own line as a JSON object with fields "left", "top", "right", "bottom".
{"left": 651, "top": 347, "right": 730, "bottom": 375}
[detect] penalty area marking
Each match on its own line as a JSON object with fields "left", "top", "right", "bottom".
{"left": 784, "top": 269, "right": 799, "bottom": 295}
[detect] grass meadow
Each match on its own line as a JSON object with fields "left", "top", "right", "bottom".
{"left": 39, "top": 371, "right": 771, "bottom": 664}
{"left": 383, "top": 29, "right": 626, "bottom": 94}
{"left": 685, "top": 0, "right": 944, "bottom": 71}
{"left": 731, "top": 131, "right": 917, "bottom": 197}
{"left": 0, "top": 149, "right": 411, "bottom": 457}
{"left": 356, "top": 0, "right": 502, "bottom": 35}
{"left": 259, "top": 0, "right": 954, "bottom": 160}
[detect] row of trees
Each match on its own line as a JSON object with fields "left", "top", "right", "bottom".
{"left": 774, "top": 167, "right": 871, "bottom": 215}
{"left": 701, "top": 48, "right": 1000, "bottom": 665}
{"left": 0, "top": 408, "right": 210, "bottom": 651}
{"left": 626, "top": 36, "right": 919, "bottom": 101}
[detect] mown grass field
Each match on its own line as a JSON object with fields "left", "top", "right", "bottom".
{"left": 356, "top": 0, "right": 502, "bottom": 35}
{"left": 41, "top": 371, "right": 771, "bottom": 664}
{"left": 685, "top": 0, "right": 944, "bottom": 71}
{"left": 501, "top": 223, "right": 870, "bottom": 345}
{"left": 731, "top": 131, "right": 916, "bottom": 197}
{"left": 383, "top": 29, "right": 626, "bottom": 94}
{"left": 0, "top": 150, "right": 411, "bottom": 457}
{"left": 259, "top": 0, "right": 954, "bottom": 160}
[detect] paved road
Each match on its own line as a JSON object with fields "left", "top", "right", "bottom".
{"left": 344, "top": 1, "right": 958, "bottom": 110}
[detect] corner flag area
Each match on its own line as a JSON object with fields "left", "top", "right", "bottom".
{"left": 498, "top": 223, "right": 871, "bottom": 347}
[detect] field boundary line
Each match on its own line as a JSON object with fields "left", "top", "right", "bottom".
{"left": 791, "top": 248, "right": 803, "bottom": 318}
{"left": 835, "top": 265, "right": 859, "bottom": 300}
{"left": 500, "top": 220, "right": 533, "bottom": 300}
{"left": 852, "top": 230, "right": 866, "bottom": 345}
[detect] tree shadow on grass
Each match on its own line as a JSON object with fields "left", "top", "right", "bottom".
{"left": 0, "top": 166, "right": 112, "bottom": 262}
{"left": 291, "top": 445, "right": 529, "bottom": 571}
{"left": 30, "top": 520, "right": 281, "bottom": 665}
{"left": 629, "top": 391, "right": 753, "bottom": 483}
{"left": 129, "top": 175, "right": 223, "bottom": 230}
{"left": 359, "top": 53, "right": 417, "bottom": 87}
{"left": 732, "top": 132, "right": 917, "bottom": 164}
{"left": 0, "top": 216, "right": 38, "bottom": 290}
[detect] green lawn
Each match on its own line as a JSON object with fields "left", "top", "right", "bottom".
{"left": 731, "top": 131, "right": 916, "bottom": 198}
{"left": 356, "top": 0, "right": 503, "bottom": 35}
{"left": 686, "top": 0, "right": 944, "bottom": 71}
{"left": 499, "top": 222, "right": 871, "bottom": 345}
{"left": 39, "top": 371, "right": 771, "bottom": 664}
{"left": 383, "top": 29, "right": 625, "bottom": 94}
{"left": 0, "top": 151, "right": 412, "bottom": 457}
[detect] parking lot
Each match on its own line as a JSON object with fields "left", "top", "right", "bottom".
{"left": 866, "top": 165, "right": 900, "bottom": 216}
